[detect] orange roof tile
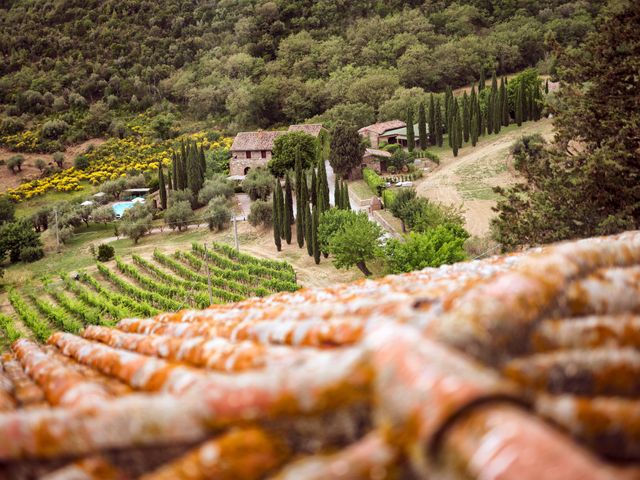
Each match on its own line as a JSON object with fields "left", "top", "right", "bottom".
{"left": 2, "top": 232, "right": 640, "bottom": 478}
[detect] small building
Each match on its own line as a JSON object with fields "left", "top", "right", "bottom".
{"left": 362, "top": 148, "right": 392, "bottom": 174}
{"left": 378, "top": 123, "right": 421, "bottom": 149}
{"left": 358, "top": 120, "right": 405, "bottom": 148}
{"left": 122, "top": 188, "right": 151, "bottom": 201}
{"left": 229, "top": 124, "right": 327, "bottom": 177}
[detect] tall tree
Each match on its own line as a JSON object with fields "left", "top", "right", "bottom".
{"left": 515, "top": 81, "right": 524, "bottom": 126}
{"left": 171, "top": 153, "right": 178, "bottom": 190}
{"left": 295, "top": 154, "right": 305, "bottom": 248}
{"left": 158, "top": 166, "right": 167, "bottom": 210}
{"left": 435, "top": 98, "right": 443, "bottom": 147}
{"left": 545, "top": 78, "right": 549, "bottom": 94}
{"left": 312, "top": 205, "right": 320, "bottom": 264}
{"left": 167, "top": 170, "right": 172, "bottom": 192}
{"left": 342, "top": 180, "right": 350, "bottom": 210}
{"left": 428, "top": 94, "right": 436, "bottom": 146}
{"left": 334, "top": 175, "right": 341, "bottom": 207}
{"left": 304, "top": 193, "right": 313, "bottom": 256}
{"left": 310, "top": 167, "right": 317, "bottom": 207}
{"left": 406, "top": 106, "right": 415, "bottom": 152}
{"left": 462, "top": 92, "right": 470, "bottom": 143}
{"left": 418, "top": 102, "right": 427, "bottom": 150}
{"left": 186, "top": 142, "right": 204, "bottom": 202}
{"left": 284, "top": 173, "right": 293, "bottom": 244}
{"left": 329, "top": 122, "right": 365, "bottom": 178}
{"left": 317, "top": 156, "right": 330, "bottom": 213}
{"left": 444, "top": 85, "right": 453, "bottom": 135}
{"left": 493, "top": 0, "right": 640, "bottom": 248}
{"left": 470, "top": 110, "right": 478, "bottom": 147}
{"left": 479, "top": 66, "right": 486, "bottom": 91}
{"left": 199, "top": 145, "right": 206, "bottom": 178}
{"left": 273, "top": 181, "right": 281, "bottom": 252}
{"left": 500, "top": 77, "right": 509, "bottom": 126}
{"left": 487, "top": 91, "right": 494, "bottom": 134}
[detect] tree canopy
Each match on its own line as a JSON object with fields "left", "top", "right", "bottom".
{"left": 492, "top": 0, "right": 640, "bottom": 249}
{"left": 329, "top": 122, "right": 365, "bottom": 177}
{"left": 269, "top": 132, "right": 317, "bottom": 177}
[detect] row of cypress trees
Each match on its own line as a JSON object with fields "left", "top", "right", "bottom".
{"left": 169, "top": 140, "right": 207, "bottom": 202}
{"left": 273, "top": 154, "right": 349, "bottom": 264}
{"left": 409, "top": 72, "right": 544, "bottom": 157}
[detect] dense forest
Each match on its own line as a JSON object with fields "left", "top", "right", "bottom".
{"left": 0, "top": 0, "right": 599, "bottom": 143}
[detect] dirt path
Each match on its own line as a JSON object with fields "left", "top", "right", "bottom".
{"left": 416, "top": 119, "right": 554, "bottom": 236}
{"left": 0, "top": 138, "right": 106, "bottom": 191}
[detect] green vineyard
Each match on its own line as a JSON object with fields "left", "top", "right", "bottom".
{"left": 0, "top": 243, "right": 298, "bottom": 350}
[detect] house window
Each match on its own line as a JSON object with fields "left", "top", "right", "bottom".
{"left": 261, "top": 150, "right": 267, "bottom": 159}
{"left": 246, "top": 151, "right": 252, "bottom": 159}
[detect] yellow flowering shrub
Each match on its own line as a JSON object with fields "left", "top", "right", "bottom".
{"left": 7, "top": 132, "right": 230, "bottom": 202}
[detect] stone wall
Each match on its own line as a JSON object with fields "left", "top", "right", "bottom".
{"left": 229, "top": 152, "right": 270, "bottom": 176}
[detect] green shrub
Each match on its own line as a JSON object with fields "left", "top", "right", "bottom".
{"left": 41, "top": 119, "right": 69, "bottom": 139}
{"left": 248, "top": 200, "right": 273, "bottom": 228}
{"left": 0, "top": 116, "right": 25, "bottom": 135}
{"left": 97, "top": 244, "right": 115, "bottom": 261}
{"left": 19, "top": 246, "right": 44, "bottom": 263}
{"left": 74, "top": 154, "right": 90, "bottom": 170}
{"left": 382, "top": 188, "right": 397, "bottom": 208}
{"left": 363, "top": 167, "right": 384, "bottom": 195}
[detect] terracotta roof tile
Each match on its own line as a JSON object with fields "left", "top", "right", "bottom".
{"left": 230, "top": 130, "right": 285, "bottom": 151}
{"left": 358, "top": 120, "right": 406, "bottom": 135}
{"left": 2, "top": 232, "right": 640, "bottom": 478}
{"left": 287, "top": 123, "right": 324, "bottom": 136}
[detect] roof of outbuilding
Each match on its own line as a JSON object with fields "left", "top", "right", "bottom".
{"left": 364, "top": 148, "right": 392, "bottom": 158}
{"left": 287, "top": 124, "right": 325, "bottom": 137}
{"left": 230, "top": 130, "right": 285, "bottom": 151}
{"left": 2, "top": 232, "right": 640, "bottom": 478}
{"left": 358, "top": 120, "right": 406, "bottom": 135}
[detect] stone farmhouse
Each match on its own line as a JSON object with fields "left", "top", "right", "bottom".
{"left": 230, "top": 124, "right": 325, "bottom": 176}
{"left": 357, "top": 120, "right": 405, "bottom": 148}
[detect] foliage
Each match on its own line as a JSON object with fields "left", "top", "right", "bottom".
{"left": 248, "top": 200, "right": 273, "bottom": 228}
{"left": 97, "top": 244, "right": 115, "bottom": 262}
{"left": 19, "top": 246, "right": 44, "bottom": 263}
{"left": 318, "top": 208, "right": 355, "bottom": 254}
{"left": 326, "top": 210, "right": 383, "bottom": 276}
{"left": 204, "top": 197, "right": 232, "bottom": 232}
{"left": 329, "top": 122, "right": 365, "bottom": 177}
{"left": 0, "top": 196, "right": 16, "bottom": 225}
{"left": 269, "top": 132, "right": 317, "bottom": 177}
{"left": 363, "top": 167, "right": 385, "bottom": 195}
{"left": 0, "top": 220, "right": 42, "bottom": 263}
{"left": 7, "top": 154, "right": 24, "bottom": 174}
{"left": 242, "top": 167, "right": 274, "bottom": 201}
{"left": 120, "top": 203, "right": 153, "bottom": 243}
{"left": 74, "top": 154, "right": 90, "bottom": 170}
{"left": 198, "top": 175, "right": 234, "bottom": 204}
{"left": 164, "top": 200, "right": 194, "bottom": 231}
{"left": 493, "top": 1, "right": 640, "bottom": 248}
{"left": 385, "top": 225, "right": 470, "bottom": 274}
{"left": 92, "top": 205, "right": 115, "bottom": 223}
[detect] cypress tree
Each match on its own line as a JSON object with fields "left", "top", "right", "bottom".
{"left": 515, "top": 81, "right": 524, "bottom": 126}
{"left": 435, "top": 98, "right": 443, "bottom": 147}
{"left": 317, "top": 156, "right": 330, "bottom": 213}
{"left": 310, "top": 167, "right": 317, "bottom": 207}
{"left": 171, "top": 153, "right": 178, "bottom": 190}
{"left": 480, "top": 107, "right": 486, "bottom": 136}
{"left": 532, "top": 85, "right": 542, "bottom": 121}
{"left": 452, "top": 114, "right": 459, "bottom": 157}
{"left": 418, "top": 103, "right": 427, "bottom": 150}
{"left": 187, "top": 142, "right": 204, "bottom": 202}
{"left": 334, "top": 175, "right": 341, "bottom": 207}
{"left": 528, "top": 87, "right": 535, "bottom": 122}
{"left": 278, "top": 181, "right": 286, "bottom": 240}
{"left": 545, "top": 78, "right": 549, "bottom": 94}
{"left": 462, "top": 92, "right": 470, "bottom": 143}
{"left": 487, "top": 92, "right": 494, "bottom": 135}
{"left": 479, "top": 66, "right": 486, "bottom": 91}
{"left": 470, "top": 110, "right": 478, "bottom": 147}
{"left": 342, "top": 180, "right": 350, "bottom": 210}
{"left": 500, "top": 77, "right": 509, "bottom": 126}
{"left": 199, "top": 145, "right": 206, "bottom": 177}
{"left": 312, "top": 205, "right": 320, "bottom": 264}
{"left": 285, "top": 173, "right": 294, "bottom": 224}
{"left": 428, "top": 94, "right": 436, "bottom": 146}
{"left": 455, "top": 99, "right": 462, "bottom": 148}
{"left": 444, "top": 86, "right": 452, "bottom": 134}
{"left": 273, "top": 182, "right": 282, "bottom": 252}
{"left": 167, "top": 170, "right": 172, "bottom": 192}
{"left": 295, "top": 155, "right": 304, "bottom": 248}
{"left": 475, "top": 94, "right": 482, "bottom": 136}
{"left": 406, "top": 106, "right": 415, "bottom": 152}
{"left": 304, "top": 195, "right": 313, "bottom": 256}
{"left": 493, "top": 92, "right": 501, "bottom": 134}
{"left": 158, "top": 166, "right": 167, "bottom": 210}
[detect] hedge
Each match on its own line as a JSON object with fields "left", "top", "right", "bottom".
{"left": 363, "top": 167, "right": 384, "bottom": 195}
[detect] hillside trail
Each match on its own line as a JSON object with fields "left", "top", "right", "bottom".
{"left": 416, "top": 119, "right": 554, "bottom": 236}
